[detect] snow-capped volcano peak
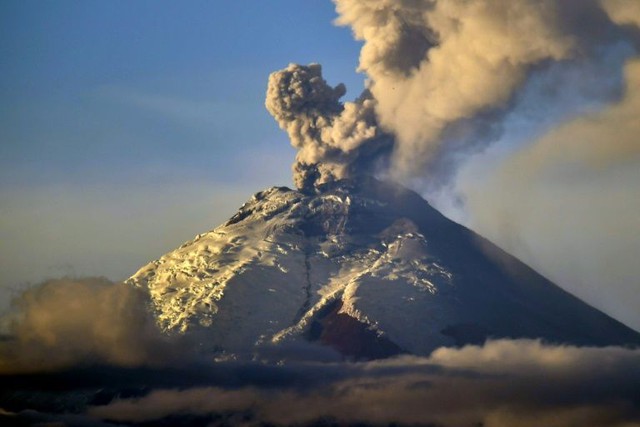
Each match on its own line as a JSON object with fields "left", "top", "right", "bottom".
{"left": 128, "top": 179, "right": 640, "bottom": 359}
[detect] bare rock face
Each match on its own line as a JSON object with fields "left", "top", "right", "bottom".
{"left": 128, "top": 178, "right": 640, "bottom": 360}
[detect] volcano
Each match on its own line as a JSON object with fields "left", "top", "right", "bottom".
{"left": 127, "top": 178, "right": 640, "bottom": 359}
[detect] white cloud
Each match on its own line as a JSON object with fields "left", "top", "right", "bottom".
{"left": 0, "top": 277, "right": 192, "bottom": 373}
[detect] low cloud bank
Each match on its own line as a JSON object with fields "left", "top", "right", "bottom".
{"left": 0, "top": 277, "right": 189, "bottom": 373}
{"left": 87, "top": 339, "right": 640, "bottom": 427}
{"left": 1, "top": 279, "right": 639, "bottom": 426}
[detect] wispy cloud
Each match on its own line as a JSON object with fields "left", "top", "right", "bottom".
{"left": 96, "top": 85, "right": 246, "bottom": 127}
{"left": 0, "top": 180, "right": 254, "bottom": 302}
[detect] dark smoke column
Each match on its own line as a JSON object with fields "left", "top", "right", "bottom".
{"left": 265, "top": 63, "right": 392, "bottom": 192}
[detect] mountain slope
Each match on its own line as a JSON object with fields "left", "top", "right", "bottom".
{"left": 127, "top": 178, "right": 640, "bottom": 358}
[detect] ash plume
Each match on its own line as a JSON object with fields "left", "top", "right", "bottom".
{"left": 333, "top": 0, "right": 635, "bottom": 177}
{"left": 267, "top": 0, "right": 637, "bottom": 184}
{"left": 265, "top": 63, "right": 392, "bottom": 191}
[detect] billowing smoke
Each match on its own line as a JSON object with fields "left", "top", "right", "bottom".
{"left": 335, "top": 0, "right": 585, "bottom": 176}
{"left": 441, "top": 2, "right": 640, "bottom": 331}
{"left": 266, "top": 0, "right": 638, "bottom": 189}
{"left": 266, "top": 0, "right": 638, "bottom": 182}
{"left": 265, "top": 63, "right": 393, "bottom": 191}
{"left": 267, "top": 0, "right": 615, "bottom": 188}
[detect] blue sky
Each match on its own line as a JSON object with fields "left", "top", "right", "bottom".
{"left": 0, "top": 1, "right": 365, "bottom": 294}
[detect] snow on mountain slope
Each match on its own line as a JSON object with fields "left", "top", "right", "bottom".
{"left": 128, "top": 178, "right": 640, "bottom": 359}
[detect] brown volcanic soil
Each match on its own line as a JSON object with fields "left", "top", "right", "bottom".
{"left": 306, "top": 299, "right": 403, "bottom": 360}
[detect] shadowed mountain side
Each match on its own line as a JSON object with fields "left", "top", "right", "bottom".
{"left": 337, "top": 178, "right": 640, "bottom": 348}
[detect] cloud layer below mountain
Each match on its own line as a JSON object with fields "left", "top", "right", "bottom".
{"left": 1, "top": 280, "right": 639, "bottom": 426}
{"left": 85, "top": 339, "right": 640, "bottom": 427}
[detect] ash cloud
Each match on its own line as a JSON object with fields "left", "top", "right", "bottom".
{"left": 267, "top": 1, "right": 638, "bottom": 187}
{"left": 335, "top": 0, "right": 580, "bottom": 177}
{"left": 447, "top": 2, "right": 640, "bottom": 331}
{"left": 333, "top": 0, "right": 637, "bottom": 180}
{"left": 0, "top": 277, "right": 191, "bottom": 374}
{"left": 603, "top": 0, "right": 640, "bottom": 28}
{"left": 266, "top": 63, "right": 393, "bottom": 191}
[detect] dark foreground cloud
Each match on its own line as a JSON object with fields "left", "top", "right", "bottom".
{"left": 83, "top": 340, "right": 640, "bottom": 427}
{"left": 0, "top": 277, "right": 190, "bottom": 374}
{"left": 1, "top": 280, "right": 639, "bottom": 426}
